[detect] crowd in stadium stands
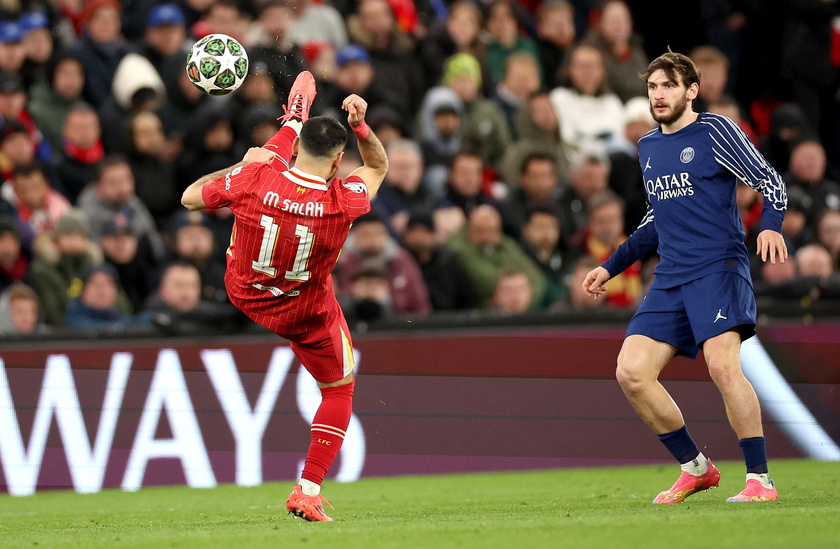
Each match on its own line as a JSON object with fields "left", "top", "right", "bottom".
{"left": 0, "top": 0, "right": 839, "bottom": 335}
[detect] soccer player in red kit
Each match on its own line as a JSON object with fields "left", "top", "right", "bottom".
{"left": 181, "top": 72, "right": 388, "bottom": 521}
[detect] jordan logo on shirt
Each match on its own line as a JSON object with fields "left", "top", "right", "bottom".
{"left": 714, "top": 309, "right": 727, "bottom": 323}
{"left": 644, "top": 157, "right": 652, "bottom": 172}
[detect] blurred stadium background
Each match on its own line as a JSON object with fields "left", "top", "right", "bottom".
{"left": 1, "top": 0, "right": 840, "bottom": 495}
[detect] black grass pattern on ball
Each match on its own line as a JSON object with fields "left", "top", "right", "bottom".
{"left": 234, "top": 57, "right": 248, "bottom": 78}
{"left": 204, "top": 38, "right": 226, "bottom": 56}
{"left": 199, "top": 56, "right": 221, "bottom": 78}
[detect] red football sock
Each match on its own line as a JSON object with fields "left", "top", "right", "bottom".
{"left": 262, "top": 124, "right": 299, "bottom": 170}
{"left": 301, "top": 380, "right": 355, "bottom": 485}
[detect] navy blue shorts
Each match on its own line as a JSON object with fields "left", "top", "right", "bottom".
{"left": 626, "top": 272, "right": 757, "bottom": 359}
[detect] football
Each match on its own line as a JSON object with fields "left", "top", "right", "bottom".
{"left": 185, "top": 33, "right": 249, "bottom": 95}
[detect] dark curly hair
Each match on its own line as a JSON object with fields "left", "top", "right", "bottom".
{"left": 641, "top": 48, "right": 701, "bottom": 89}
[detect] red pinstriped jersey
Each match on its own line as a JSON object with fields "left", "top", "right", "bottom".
{"left": 202, "top": 163, "right": 370, "bottom": 333}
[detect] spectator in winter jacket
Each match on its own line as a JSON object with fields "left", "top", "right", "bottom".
{"left": 63, "top": 262, "right": 151, "bottom": 330}
{"left": 76, "top": 154, "right": 164, "bottom": 259}
{"left": 402, "top": 213, "right": 476, "bottom": 311}
{"left": 144, "top": 260, "right": 240, "bottom": 334}
{"left": 31, "top": 208, "right": 102, "bottom": 326}
{"left": 26, "top": 53, "right": 87, "bottom": 153}
{"left": 372, "top": 139, "right": 438, "bottom": 236}
{"left": 0, "top": 281, "right": 50, "bottom": 335}
{"left": 0, "top": 70, "right": 53, "bottom": 165}
{"left": 70, "top": 0, "right": 133, "bottom": 107}
{"left": 54, "top": 103, "right": 104, "bottom": 202}
{"left": 165, "top": 210, "right": 228, "bottom": 304}
{"left": 336, "top": 211, "right": 432, "bottom": 315}
{"left": 579, "top": 190, "right": 641, "bottom": 308}
{"left": 448, "top": 204, "right": 546, "bottom": 308}
{"left": 0, "top": 216, "right": 34, "bottom": 294}
{"left": 0, "top": 20, "right": 26, "bottom": 74}
{"left": 99, "top": 212, "right": 159, "bottom": 313}
{"left": 1, "top": 162, "right": 71, "bottom": 238}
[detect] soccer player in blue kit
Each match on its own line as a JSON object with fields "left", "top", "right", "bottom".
{"left": 583, "top": 51, "right": 787, "bottom": 503}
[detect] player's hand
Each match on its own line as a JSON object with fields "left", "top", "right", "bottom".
{"left": 342, "top": 94, "right": 368, "bottom": 127}
{"left": 242, "top": 147, "right": 277, "bottom": 164}
{"left": 582, "top": 266, "right": 611, "bottom": 299}
{"left": 756, "top": 229, "right": 788, "bottom": 264}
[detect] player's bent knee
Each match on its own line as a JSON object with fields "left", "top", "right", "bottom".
{"left": 704, "top": 347, "right": 743, "bottom": 388}
{"left": 319, "top": 378, "right": 355, "bottom": 400}
{"left": 317, "top": 372, "right": 355, "bottom": 389}
{"left": 615, "top": 358, "right": 654, "bottom": 393}
{"left": 705, "top": 359, "right": 742, "bottom": 387}
{"left": 616, "top": 364, "right": 643, "bottom": 392}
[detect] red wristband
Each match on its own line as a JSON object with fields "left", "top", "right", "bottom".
{"left": 351, "top": 122, "right": 370, "bottom": 139}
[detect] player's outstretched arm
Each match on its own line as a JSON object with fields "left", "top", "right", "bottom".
{"left": 182, "top": 162, "right": 245, "bottom": 211}
{"left": 582, "top": 266, "right": 611, "bottom": 300}
{"left": 181, "top": 148, "right": 276, "bottom": 210}
{"left": 343, "top": 94, "right": 388, "bottom": 198}
{"left": 756, "top": 229, "right": 788, "bottom": 264}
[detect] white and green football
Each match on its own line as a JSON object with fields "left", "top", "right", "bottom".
{"left": 185, "top": 33, "right": 249, "bottom": 95}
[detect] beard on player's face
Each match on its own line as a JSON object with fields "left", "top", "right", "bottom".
{"left": 650, "top": 91, "right": 690, "bottom": 125}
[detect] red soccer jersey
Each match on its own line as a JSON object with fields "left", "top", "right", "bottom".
{"left": 202, "top": 164, "right": 370, "bottom": 334}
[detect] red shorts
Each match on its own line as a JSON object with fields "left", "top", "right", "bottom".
{"left": 285, "top": 303, "right": 356, "bottom": 384}
{"left": 227, "top": 276, "right": 356, "bottom": 384}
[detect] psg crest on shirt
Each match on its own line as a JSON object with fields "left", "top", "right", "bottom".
{"left": 680, "top": 147, "right": 695, "bottom": 163}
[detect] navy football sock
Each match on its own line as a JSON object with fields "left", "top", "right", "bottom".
{"left": 657, "top": 425, "right": 700, "bottom": 464}
{"left": 739, "top": 436, "right": 768, "bottom": 474}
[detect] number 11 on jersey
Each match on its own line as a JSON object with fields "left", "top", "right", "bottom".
{"left": 252, "top": 215, "right": 313, "bottom": 281}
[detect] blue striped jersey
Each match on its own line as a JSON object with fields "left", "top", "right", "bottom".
{"left": 602, "top": 112, "right": 787, "bottom": 289}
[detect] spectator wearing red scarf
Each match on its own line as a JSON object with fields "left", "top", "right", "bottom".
{"left": 1, "top": 163, "right": 71, "bottom": 239}
{"left": 0, "top": 71, "right": 53, "bottom": 166}
{"left": 55, "top": 103, "right": 104, "bottom": 203}
{"left": 0, "top": 216, "right": 35, "bottom": 294}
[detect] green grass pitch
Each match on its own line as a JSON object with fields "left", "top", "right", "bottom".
{"left": 1, "top": 459, "right": 837, "bottom": 549}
